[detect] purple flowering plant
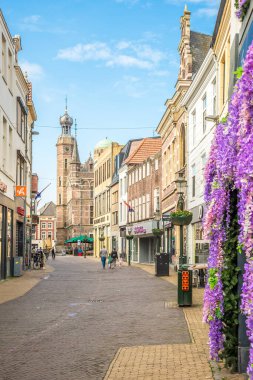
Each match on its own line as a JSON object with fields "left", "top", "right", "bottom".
{"left": 203, "top": 40, "right": 253, "bottom": 377}
{"left": 235, "top": 0, "right": 250, "bottom": 19}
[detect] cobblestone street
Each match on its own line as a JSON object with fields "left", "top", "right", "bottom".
{"left": 0, "top": 257, "right": 190, "bottom": 380}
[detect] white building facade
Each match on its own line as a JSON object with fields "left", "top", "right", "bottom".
{"left": 0, "top": 10, "right": 37, "bottom": 279}
{"left": 183, "top": 49, "right": 217, "bottom": 265}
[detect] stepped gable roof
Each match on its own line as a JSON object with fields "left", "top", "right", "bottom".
{"left": 125, "top": 137, "right": 161, "bottom": 165}
{"left": 190, "top": 31, "right": 212, "bottom": 75}
{"left": 38, "top": 201, "right": 56, "bottom": 217}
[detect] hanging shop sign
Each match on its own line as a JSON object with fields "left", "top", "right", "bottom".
{"left": 134, "top": 226, "right": 147, "bottom": 235}
{"left": 16, "top": 186, "right": 27, "bottom": 197}
{"left": 0, "top": 181, "right": 7, "bottom": 193}
{"left": 17, "top": 207, "right": 25, "bottom": 216}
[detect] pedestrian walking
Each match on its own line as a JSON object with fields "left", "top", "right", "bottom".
{"left": 51, "top": 247, "right": 55, "bottom": 260}
{"left": 119, "top": 252, "right": 125, "bottom": 267}
{"left": 108, "top": 253, "right": 113, "bottom": 269}
{"left": 110, "top": 248, "right": 118, "bottom": 269}
{"left": 74, "top": 246, "right": 79, "bottom": 256}
{"left": 99, "top": 246, "right": 108, "bottom": 269}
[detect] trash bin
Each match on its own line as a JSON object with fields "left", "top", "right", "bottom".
{"left": 155, "top": 253, "right": 169, "bottom": 276}
{"left": 12, "top": 257, "right": 22, "bottom": 277}
{"left": 178, "top": 265, "right": 192, "bottom": 306}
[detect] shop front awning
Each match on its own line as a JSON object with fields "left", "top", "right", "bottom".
{"left": 64, "top": 235, "right": 93, "bottom": 244}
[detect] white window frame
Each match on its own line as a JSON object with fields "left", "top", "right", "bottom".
{"left": 41, "top": 222, "right": 46, "bottom": 229}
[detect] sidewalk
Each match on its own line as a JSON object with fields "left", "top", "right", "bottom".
{"left": 0, "top": 264, "right": 54, "bottom": 305}
{"left": 104, "top": 263, "right": 245, "bottom": 380}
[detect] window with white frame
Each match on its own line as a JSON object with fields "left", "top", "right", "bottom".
{"left": 143, "top": 164, "right": 146, "bottom": 178}
{"left": 192, "top": 110, "right": 196, "bottom": 146}
{"left": 154, "top": 158, "right": 159, "bottom": 171}
{"left": 139, "top": 197, "right": 142, "bottom": 219}
{"left": 142, "top": 195, "right": 146, "bottom": 219}
{"left": 202, "top": 94, "right": 207, "bottom": 133}
{"left": 2, "top": 34, "right": 6, "bottom": 79}
{"left": 41, "top": 222, "right": 46, "bottom": 229}
{"left": 48, "top": 222, "right": 52, "bottom": 229}
{"left": 212, "top": 78, "right": 217, "bottom": 116}
{"left": 192, "top": 164, "right": 196, "bottom": 198}
{"left": 8, "top": 49, "right": 12, "bottom": 90}
{"left": 135, "top": 168, "right": 138, "bottom": 182}
{"left": 41, "top": 231, "right": 46, "bottom": 240}
{"left": 154, "top": 188, "right": 160, "bottom": 212}
{"left": 146, "top": 194, "right": 150, "bottom": 218}
{"left": 17, "top": 98, "right": 27, "bottom": 142}
{"left": 147, "top": 161, "right": 150, "bottom": 176}
{"left": 120, "top": 202, "right": 122, "bottom": 222}
{"left": 139, "top": 166, "right": 142, "bottom": 180}
{"left": 48, "top": 232, "right": 52, "bottom": 239}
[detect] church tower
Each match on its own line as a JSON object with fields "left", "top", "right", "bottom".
{"left": 56, "top": 105, "right": 75, "bottom": 248}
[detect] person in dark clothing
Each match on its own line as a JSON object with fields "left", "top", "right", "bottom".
{"left": 110, "top": 248, "right": 118, "bottom": 269}
{"left": 51, "top": 247, "right": 55, "bottom": 260}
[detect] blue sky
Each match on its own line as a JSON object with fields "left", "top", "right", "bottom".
{"left": 1, "top": 0, "right": 219, "bottom": 206}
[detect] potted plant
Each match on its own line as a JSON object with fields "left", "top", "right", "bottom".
{"left": 126, "top": 234, "right": 134, "bottom": 240}
{"left": 170, "top": 210, "right": 192, "bottom": 226}
{"left": 152, "top": 228, "right": 164, "bottom": 236}
{"left": 99, "top": 233, "right": 105, "bottom": 242}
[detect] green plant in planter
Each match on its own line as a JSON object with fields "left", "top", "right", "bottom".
{"left": 126, "top": 235, "right": 134, "bottom": 240}
{"left": 170, "top": 210, "right": 193, "bottom": 226}
{"left": 152, "top": 228, "right": 163, "bottom": 236}
{"left": 99, "top": 236, "right": 105, "bottom": 241}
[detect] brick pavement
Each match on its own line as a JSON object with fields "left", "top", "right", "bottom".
{"left": 0, "top": 256, "right": 190, "bottom": 380}
{"left": 0, "top": 258, "right": 246, "bottom": 380}
{"left": 104, "top": 263, "right": 246, "bottom": 380}
{"left": 0, "top": 263, "right": 54, "bottom": 304}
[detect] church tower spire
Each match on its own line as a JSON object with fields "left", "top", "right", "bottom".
{"left": 59, "top": 99, "right": 73, "bottom": 136}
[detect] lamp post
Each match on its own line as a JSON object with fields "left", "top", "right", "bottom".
{"left": 126, "top": 226, "right": 134, "bottom": 266}
{"left": 153, "top": 209, "right": 161, "bottom": 254}
{"left": 174, "top": 172, "right": 187, "bottom": 268}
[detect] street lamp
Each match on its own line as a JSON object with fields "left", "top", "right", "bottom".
{"left": 174, "top": 171, "right": 187, "bottom": 267}
{"left": 153, "top": 209, "right": 161, "bottom": 254}
{"left": 126, "top": 226, "right": 134, "bottom": 266}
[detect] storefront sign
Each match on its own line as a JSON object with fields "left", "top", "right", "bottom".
{"left": 134, "top": 226, "right": 146, "bottom": 234}
{"left": 17, "top": 207, "right": 25, "bottom": 216}
{"left": 0, "top": 181, "right": 7, "bottom": 193}
{"left": 16, "top": 186, "right": 27, "bottom": 197}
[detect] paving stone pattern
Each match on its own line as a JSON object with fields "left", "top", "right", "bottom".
{"left": 0, "top": 257, "right": 190, "bottom": 380}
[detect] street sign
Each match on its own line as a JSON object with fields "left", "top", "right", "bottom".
{"left": 162, "top": 216, "right": 171, "bottom": 221}
{"left": 16, "top": 185, "right": 27, "bottom": 197}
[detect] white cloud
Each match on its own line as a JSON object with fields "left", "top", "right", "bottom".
{"left": 23, "top": 15, "right": 41, "bottom": 24}
{"left": 56, "top": 40, "right": 166, "bottom": 70}
{"left": 20, "top": 15, "right": 42, "bottom": 32}
{"left": 57, "top": 42, "right": 111, "bottom": 62}
{"left": 20, "top": 60, "right": 44, "bottom": 81}
{"left": 196, "top": 7, "right": 218, "bottom": 17}
{"left": 107, "top": 55, "right": 152, "bottom": 69}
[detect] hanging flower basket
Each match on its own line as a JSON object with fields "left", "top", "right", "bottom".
{"left": 126, "top": 235, "right": 134, "bottom": 240}
{"left": 170, "top": 210, "right": 192, "bottom": 226}
{"left": 99, "top": 236, "right": 105, "bottom": 241}
{"left": 152, "top": 228, "right": 164, "bottom": 236}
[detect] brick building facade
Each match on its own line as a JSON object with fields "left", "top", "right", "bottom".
{"left": 125, "top": 137, "right": 162, "bottom": 263}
